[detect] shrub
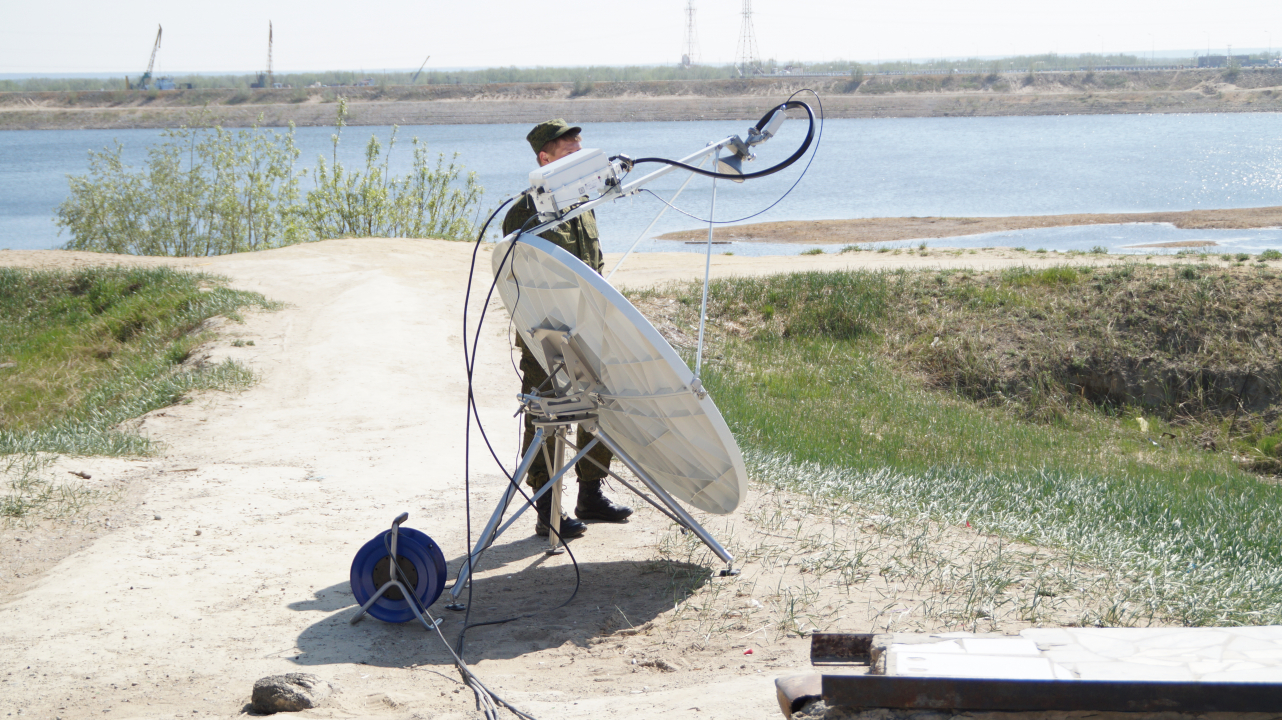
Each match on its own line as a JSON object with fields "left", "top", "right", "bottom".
{"left": 1260, "top": 249, "right": 1282, "bottom": 261}
{"left": 304, "top": 104, "right": 483, "bottom": 241}
{"left": 55, "top": 101, "right": 484, "bottom": 256}
{"left": 1261, "top": 431, "right": 1282, "bottom": 459}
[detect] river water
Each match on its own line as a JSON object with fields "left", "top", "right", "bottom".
{"left": 3, "top": 113, "right": 1281, "bottom": 256}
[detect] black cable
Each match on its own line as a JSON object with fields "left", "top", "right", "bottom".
{"left": 629, "top": 99, "right": 816, "bottom": 182}
{"left": 455, "top": 92, "right": 822, "bottom": 636}
{"left": 446, "top": 96, "right": 824, "bottom": 710}
{"left": 638, "top": 89, "right": 824, "bottom": 227}
{"left": 458, "top": 200, "right": 583, "bottom": 658}
{"left": 456, "top": 196, "right": 557, "bottom": 719}
{"left": 380, "top": 530, "right": 537, "bottom": 720}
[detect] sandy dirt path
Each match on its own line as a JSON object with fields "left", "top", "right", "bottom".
{"left": 0, "top": 240, "right": 1175, "bottom": 719}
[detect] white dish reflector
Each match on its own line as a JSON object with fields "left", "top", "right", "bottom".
{"left": 492, "top": 235, "right": 748, "bottom": 515}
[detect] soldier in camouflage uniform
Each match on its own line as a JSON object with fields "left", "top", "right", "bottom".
{"left": 503, "top": 119, "right": 633, "bottom": 539}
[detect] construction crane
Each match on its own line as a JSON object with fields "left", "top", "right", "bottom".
{"left": 267, "top": 21, "right": 273, "bottom": 88}
{"left": 252, "top": 22, "right": 274, "bottom": 88}
{"left": 411, "top": 55, "right": 431, "bottom": 85}
{"left": 130, "top": 25, "right": 163, "bottom": 90}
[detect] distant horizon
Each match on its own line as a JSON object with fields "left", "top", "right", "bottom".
{"left": 2, "top": 48, "right": 1272, "bottom": 82}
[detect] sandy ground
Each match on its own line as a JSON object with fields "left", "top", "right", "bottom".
{"left": 657, "top": 207, "right": 1282, "bottom": 245}
{"left": 0, "top": 240, "right": 1196, "bottom": 720}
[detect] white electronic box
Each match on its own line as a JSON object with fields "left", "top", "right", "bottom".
{"left": 528, "top": 148, "right": 619, "bottom": 220}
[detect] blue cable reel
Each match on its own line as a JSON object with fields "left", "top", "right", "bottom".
{"left": 349, "top": 524, "right": 447, "bottom": 624}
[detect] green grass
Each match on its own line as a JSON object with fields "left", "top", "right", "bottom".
{"left": 1, "top": 266, "right": 276, "bottom": 519}
{"left": 744, "top": 449, "right": 1282, "bottom": 627}
{"left": 632, "top": 263, "right": 1282, "bottom": 626}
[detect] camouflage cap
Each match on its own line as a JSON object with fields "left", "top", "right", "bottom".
{"left": 527, "top": 118, "right": 582, "bottom": 155}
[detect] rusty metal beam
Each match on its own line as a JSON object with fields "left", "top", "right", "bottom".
{"left": 776, "top": 674, "right": 822, "bottom": 718}
{"left": 822, "top": 674, "right": 1282, "bottom": 713}
{"left": 810, "top": 633, "right": 873, "bottom": 665}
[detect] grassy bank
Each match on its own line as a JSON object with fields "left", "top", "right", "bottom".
{"left": 634, "top": 262, "right": 1282, "bottom": 626}
{"left": 0, "top": 266, "right": 276, "bottom": 519}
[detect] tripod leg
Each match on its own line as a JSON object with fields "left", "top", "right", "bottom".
{"left": 593, "top": 430, "right": 736, "bottom": 572}
{"left": 450, "top": 428, "right": 544, "bottom": 601}
{"left": 489, "top": 435, "right": 599, "bottom": 540}
{"left": 548, "top": 428, "right": 566, "bottom": 554}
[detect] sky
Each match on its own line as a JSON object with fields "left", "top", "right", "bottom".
{"left": 1, "top": 0, "right": 1278, "bottom": 76}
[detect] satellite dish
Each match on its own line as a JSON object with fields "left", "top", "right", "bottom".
{"left": 491, "top": 235, "right": 748, "bottom": 515}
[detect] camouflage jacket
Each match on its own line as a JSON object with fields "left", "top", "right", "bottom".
{"left": 502, "top": 195, "right": 603, "bottom": 274}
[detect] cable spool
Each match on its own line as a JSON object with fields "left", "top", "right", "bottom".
{"left": 349, "top": 527, "right": 447, "bottom": 623}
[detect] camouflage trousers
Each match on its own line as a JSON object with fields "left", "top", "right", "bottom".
{"left": 519, "top": 342, "right": 614, "bottom": 490}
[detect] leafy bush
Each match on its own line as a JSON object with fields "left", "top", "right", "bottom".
{"left": 55, "top": 100, "right": 483, "bottom": 256}
{"left": 1260, "top": 249, "right": 1282, "bottom": 261}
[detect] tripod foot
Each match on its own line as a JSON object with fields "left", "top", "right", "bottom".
{"left": 445, "top": 602, "right": 466, "bottom": 612}
{"left": 718, "top": 567, "right": 741, "bottom": 577}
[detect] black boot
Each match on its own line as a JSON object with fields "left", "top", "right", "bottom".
{"left": 534, "top": 488, "right": 586, "bottom": 538}
{"left": 575, "top": 479, "right": 633, "bottom": 522}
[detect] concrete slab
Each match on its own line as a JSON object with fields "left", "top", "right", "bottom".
{"left": 875, "top": 626, "right": 1282, "bottom": 683}
{"left": 889, "top": 651, "right": 1059, "bottom": 680}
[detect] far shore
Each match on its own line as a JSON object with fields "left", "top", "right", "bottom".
{"left": 656, "top": 207, "right": 1282, "bottom": 245}
{"left": 3, "top": 69, "right": 1282, "bottom": 130}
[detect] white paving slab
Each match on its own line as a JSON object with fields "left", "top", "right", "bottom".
{"left": 880, "top": 626, "right": 1282, "bottom": 683}
{"left": 889, "top": 651, "right": 1060, "bottom": 680}
{"left": 959, "top": 638, "right": 1042, "bottom": 656}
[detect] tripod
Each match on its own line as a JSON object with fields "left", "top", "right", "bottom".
{"left": 446, "top": 331, "right": 737, "bottom": 610}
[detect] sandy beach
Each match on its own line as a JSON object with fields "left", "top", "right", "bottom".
{"left": 657, "top": 206, "right": 1282, "bottom": 246}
